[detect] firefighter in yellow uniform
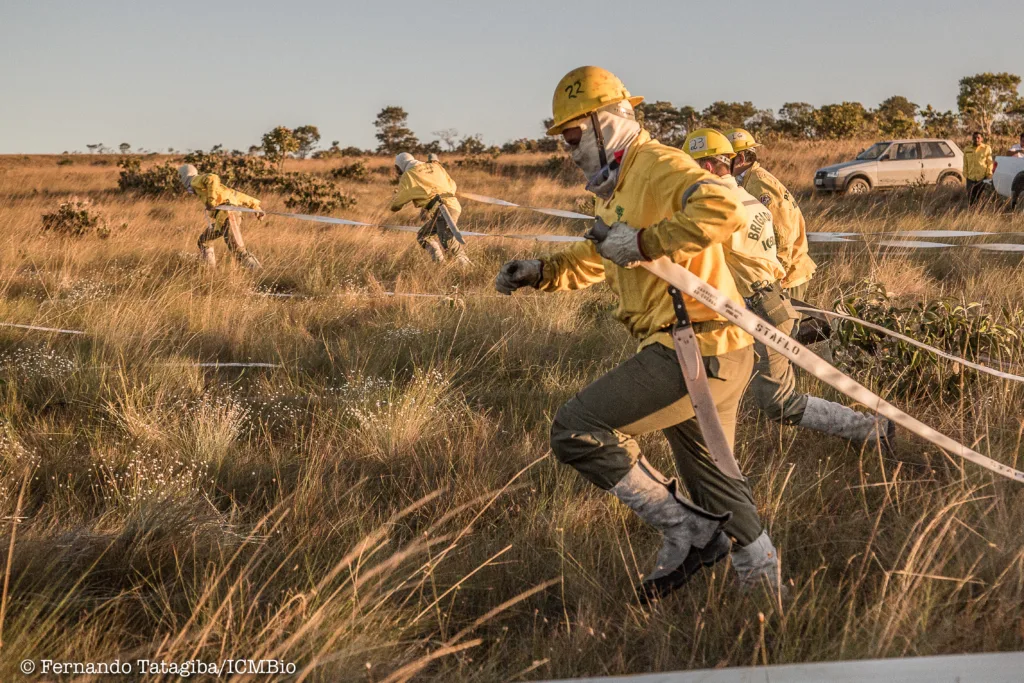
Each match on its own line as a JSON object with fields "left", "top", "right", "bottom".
{"left": 390, "top": 153, "right": 468, "bottom": 263}
{"left": 495, "top": 67, "right": 782, "bottom": 598}
{"left": 963, "top": 131, "right": 994, "bottom": 206}
{"left": 179, "top": 164, "right": 263, "bottom": 269}
{"left": 684, "top": 129, "right": 894, "bottom": 449}
{"left": 725, "top": 129, "right": 815, "bottom": 301}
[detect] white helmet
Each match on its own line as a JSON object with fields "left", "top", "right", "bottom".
{"left": 394, "top": 152, "right": 418, "bottom": 173}
{"left": 427, "top": 153, "right": 440, "bottom": 163}
{"left": 179, "top": 164, "right": 198, "bottom": 188}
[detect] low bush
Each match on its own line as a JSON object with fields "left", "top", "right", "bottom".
{"left": 181, "top": 151, "right": 278, "bottom": 191}
{"left": 117, "top": 157, "right": 180, "bottom": 196}
{"left": 41, "top": 196, "right": 112, "bottom": 238}
{"left": 831, "top": 280, "right": 1023, "bottom": 400}
{"left": 277, "top": 173, "right": 357, "bottom": 214}
{"left": 330, "top": 161, "right": 369, "bottom": 182}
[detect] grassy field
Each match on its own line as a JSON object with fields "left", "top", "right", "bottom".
{"left": 0, "top": 141, "right": 1022, "bottom": 681}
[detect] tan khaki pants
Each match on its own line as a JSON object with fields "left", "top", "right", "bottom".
{"left": 416, "top": 202, "right": 463, "bottom": 261}
{"left": 200, "top": 211, "right": 254, "bottom": 263}
{"left": 549, "top": 342, "right": 763, "bottom": 545}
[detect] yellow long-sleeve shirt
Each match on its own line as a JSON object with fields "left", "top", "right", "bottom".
{"left": 739, "top": 162, "right": 816, "bottom": 290}
{"left": 717, "top": 175, "right": 786, "bottom": 298}
{"left": 390, "top": 161, "right": 461, "bottom": 217}
{"left": 963, "top": 143, "right": 994, "bottom": 181}
{"left": 538, "top": 130, "right": 752, "bottom": 356}
{"left": 190, "top": 173, "right": 261, "bottom": 229}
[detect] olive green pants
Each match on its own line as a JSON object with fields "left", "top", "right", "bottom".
{"left": 550, "top": 342, "right": 762, "bottom": 545}
{"left": 748, "top": 317, "right": 808, "bottom": 424}
{"left": 417, "top": 203, "right": 464, "bottom": 261}
{"left": 748, "top": 281, "right": 812, "bottom": 424}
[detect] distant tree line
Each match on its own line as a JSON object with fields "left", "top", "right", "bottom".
{"left": 636, "top": 73, "right": 1022, "bottom": 146}
{"left": 86, "top": 71, "right": 1021, "bottom": 158}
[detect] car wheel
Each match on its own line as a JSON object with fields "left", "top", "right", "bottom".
{"left": 1013, "top": 173, "right": 1024, "bottom": 195}
{"left": 938, "top": 173, "right": 963, "bottom": 189}
{"left": 845, "top": 177, "right": 870, "bottom": 195}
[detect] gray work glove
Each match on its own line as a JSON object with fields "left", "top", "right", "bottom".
{"left": 495, "top": 259, "right": 543, "bottom": 295}
{"left": 587, "top": 218, "right": 648, "bottom": 268}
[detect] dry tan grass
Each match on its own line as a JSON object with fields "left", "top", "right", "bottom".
{"left": 0, "top": 146, "right": 1022, "bottom": 681}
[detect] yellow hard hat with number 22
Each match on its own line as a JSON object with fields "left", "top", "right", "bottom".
{"left": 548, "top": 66, "right": 644, "bottom": 136}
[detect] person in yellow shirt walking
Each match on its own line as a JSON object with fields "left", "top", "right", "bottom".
{"left": 725, "top": 129, "right": 816, "bottom": 302}
{"left": 963, "top": 131, "right": 994, "bottom": 206}
{"left": 683, "top": 129, "right": 894, "bottom": 450}
{"left": 179, "top": 165, "right": 263, "bottom": 269}
{"left": 390, "top": 153, "right": 468, "bottom": 263}
{"left": 495, "top": 67, "right": 782, "bottom": 599}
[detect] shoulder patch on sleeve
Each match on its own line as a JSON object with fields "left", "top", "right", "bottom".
{"left": 759, "top": 193, "right": 772, "bottom": 207}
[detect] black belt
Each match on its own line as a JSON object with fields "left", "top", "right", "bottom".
{"left": 662, "top": 319, "right": 732, "bottom": 335}
{"left": 425, "top": 193, "right": 455, "bottom": 212}
{"left": 692, "top": 320, "right": 733, "bottom": 334}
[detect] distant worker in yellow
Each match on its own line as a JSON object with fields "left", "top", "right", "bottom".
{"left": 683, "top": 129, "right": 894, "bottom": 450}
{"left": 179, "top": 164, "right": 263, "bottom": 270}
{"left": 390, "top": 153, "right": 468, "bottom": 263}
{"left": 496, "top": 67, "right": 783, "bottom": 598}
{"left": 725, "top": 129, "right": 815, "bottom": 302}
{"left": 963, "top": 131, "right": 994, "bottom": 206}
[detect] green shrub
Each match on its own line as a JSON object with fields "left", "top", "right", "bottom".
{"left": 181, "top": 151, "right": 277, "bottom": 191}
{"left": 330, "top": 161, "right": 369, "bottom": 182}
{"left": 277, "top": 173, "right": 356, "bottom": 214}
{"left": 117, "top": 157, "right": 180, "bottom": 196}
{"left": 115, "top": 150, "right": 357, "bottom": 214}
{"left": 831, "top": 281, "right": 1023, "bottom": 400}
{"left": 41, "top": 197, "right": 111, "bottom": 238}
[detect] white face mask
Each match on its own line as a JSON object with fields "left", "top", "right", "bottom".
{"left": 568, "top": 102, "right": 642, "bottom": 199}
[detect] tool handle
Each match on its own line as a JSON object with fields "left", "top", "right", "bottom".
{"left": 584, "top": 217, "right": 610, "bottom": 243}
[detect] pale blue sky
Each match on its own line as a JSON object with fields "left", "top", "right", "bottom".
{"left": 2, "top": 0, "right": 1021, "bottom": 153}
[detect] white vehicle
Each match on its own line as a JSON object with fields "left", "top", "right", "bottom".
{"left": 991, "top": 155, "right": 1024, "bottom": 205}
{"left": 814, "top": 139, "right": 964, "bottom": 194}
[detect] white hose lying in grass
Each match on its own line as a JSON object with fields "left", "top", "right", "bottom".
{"left": 201, "top": 204, "right": 1024, "bottom": 480}
{"left": 0, "top": 322, "right": 86, "bottom": 335}
{"left": 643, "top": 258, "right": 1024, "bottom": 483}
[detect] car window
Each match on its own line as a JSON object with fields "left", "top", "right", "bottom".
{"left": 857, "top": 142, "right": 891, "bottom": 160}
{"left": 922, "top": 141, "right": 954, "bottom": 159}
{"left": 895, "top": 143, "right": 920, "bottom": 160}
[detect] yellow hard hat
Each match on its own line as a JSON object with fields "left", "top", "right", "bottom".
{"left": 547, "top": 66, "right": 644, "bottom": 136}
{"left": 683, "top": 128, "right": 735, "bottom": 160}
{"left": 723, "top": 128, "right": 760, "bottom": 153}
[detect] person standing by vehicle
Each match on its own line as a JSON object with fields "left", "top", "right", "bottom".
{"left": 963, "top": 132, "right": 994, "bottom": 206}
{"left": 1008, "top": 133, "right": 1024, "bottom": 159}
{"left": 495, "top": 67, "right": 784, "bottom": 599}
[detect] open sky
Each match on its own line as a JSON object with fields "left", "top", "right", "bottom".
{"left": 2, "top": 0, "right": 1022, "bottom": 154}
